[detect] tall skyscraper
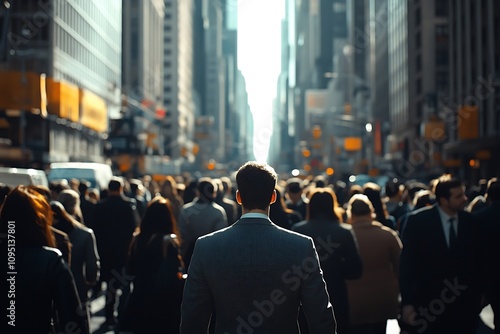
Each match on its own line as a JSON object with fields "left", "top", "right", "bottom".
{"left": 0, "top": 0, "right": 122, "bottom": 166}
{"left": 445, "top": 0, "right": 500, "bottom": 180}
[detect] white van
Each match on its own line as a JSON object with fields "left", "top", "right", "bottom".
{"left": 0, "top": 167, "right": 49, "bottom": 188}
{"left": 47, "top": 162, "right": 113, "bottom": 191}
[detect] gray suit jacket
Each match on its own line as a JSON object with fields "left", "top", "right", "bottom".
{"left": 180, "top": 217, "right": 336, "bottom": 334}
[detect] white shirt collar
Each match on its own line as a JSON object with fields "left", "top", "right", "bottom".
{"left": 437, "top": 206, "right": 458, "bottom": 246}
{"left": 241, "top": 212, "right": 269, "bottom": 219}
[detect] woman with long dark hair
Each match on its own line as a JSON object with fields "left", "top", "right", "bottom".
{"left": 292, "top": 187, "right": 363, "bottom": 333}
{"left": 0, "top": 186, "right": 89, "bottom": 334}
{"left": 119, "top": 196, "right": 185, "bottom": 333}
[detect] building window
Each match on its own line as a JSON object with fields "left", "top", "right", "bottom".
{"left": 416, "top": 31, "right": 421, "bottom": 49}
{"left": 417, "top": 78, "right": 422, "bottom": 95}
{"left": 416, "top": 101, "right": 422, "bottom": 119}
{"left": 436, "top": 72, "right": 448, "bottom": 93}
{"left": 435, "top": 24, "right": 448, "bottom": 45}
{"left": 436, "top": 1, "right": 448, "bottom": 17}
{"left": 436, "top": 49, "right": 448, "bottom": 66}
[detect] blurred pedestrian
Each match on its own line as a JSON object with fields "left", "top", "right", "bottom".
{"left": 293, "top": 187, "right": 363, "bottom": 334}
{"left": 270, "top": 185, "right": 302, "bottom": 229}
{"left": 51, "top": 201, "right": 100, "bottom": 325}
{"left": 160, "top": 175, "right": 184, "bottom": 221}
{"left": 92, "top": 177, "right": 138, "bottom": 329}
{"left": 57, "top": 189, "right": 84, "bottom": 224}
{"left": 214, "top": 178, "right": 238, "bottom": 225}
{"left": 345, "top": 194, "right": 401, "bottom": 334}
{"left": 78, "top": 180, "right": 97, "bottom": 227}
{"left": 363, "top": 182, "right": 396, "bottom": 230}
{"left": 120, "top": 196, "right": 185, "bottom": 333}
{"left": 177, "top": 177, "right": 227, "bottom": 268}
{"left": 285, "top": 177, "right": 309, "bottom": 220}
{"left": 0, "top": 186, "right": 88, "bottom": 334}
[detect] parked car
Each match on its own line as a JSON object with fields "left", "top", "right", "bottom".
{"left": 47, "top": 162, "right": 113, "bottom": 192}
{"left": 0, "top": 167, "right": 49, "bottom": 188}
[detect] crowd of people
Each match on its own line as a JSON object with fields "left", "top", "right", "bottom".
{"left": 0, "top": 162, "right": 498, "bottom": 334}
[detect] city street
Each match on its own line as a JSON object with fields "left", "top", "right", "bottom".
{"left": 89, "top": 294, "right": 495, "bottom": 333}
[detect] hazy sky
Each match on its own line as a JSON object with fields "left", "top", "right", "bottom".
{"left": 237, "top": 0, "right": 284, "bottom": 162}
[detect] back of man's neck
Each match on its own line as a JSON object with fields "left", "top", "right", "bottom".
{"left": 242, "top": 208, "right": 268, "bottom": 216}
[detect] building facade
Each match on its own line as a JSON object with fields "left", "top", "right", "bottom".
{"left": 107, "top": 0, "right": 164, "bottom": 176}
{"left": 0, "top": 0, "right": 121, "bottom": 168}
{"left": 445, "top": 0, "right": 500, "bottom": 181}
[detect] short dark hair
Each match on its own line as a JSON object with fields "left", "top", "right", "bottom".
{"left": 286, "top": 177, "right": 303, "bottom": 194}
{"left": 197, "top": 177, "right": 216, "bottom": 201}
{"left": 385, "top": 179, "right": 402, "bottom": 198}
{"left": 236, "top": 161, "right": 277, "bottom": 210}
{"left": 108, "top": 177, "right": 123, "bottom": 191}
{"left": 347, "top": 194, "right": 374, "bottom": 217}
{"left": 434, "top": 175, "right": 463, "bottom": 203}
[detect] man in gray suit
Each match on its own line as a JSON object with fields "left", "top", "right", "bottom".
{"left": 180, "top": 161, "right": 336, "bottom": 334}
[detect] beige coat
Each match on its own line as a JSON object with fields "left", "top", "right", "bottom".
{"left": 347, "top": 219, "right": 402, "bottom": 325}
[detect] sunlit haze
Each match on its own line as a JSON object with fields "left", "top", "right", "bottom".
{"left": 238, "top": 0, "right": 284, "bottom": 162}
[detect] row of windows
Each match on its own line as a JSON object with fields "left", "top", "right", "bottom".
{"left": 54, "top": 1, "right": 121, "bottom": 48}
{"left": 54, "top": 25, "right": 119, "bottom": 83}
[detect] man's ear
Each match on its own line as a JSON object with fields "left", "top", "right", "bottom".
{"left": 270, "top": 189, "right": 277, "bottom": 204}
{"left": 236, "top": 190, "right": 242, "bottom": 205}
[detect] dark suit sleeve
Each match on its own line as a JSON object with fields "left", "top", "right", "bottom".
{"left": 399, "top": 212, "right": 418, "bottom": 306}
{"left": 180, "top": 239, "right": 214, "bottom": 334}
{"left": 84, "top": 229, "right": 100, "bottom": 286}
{"left": 299, "top": 238, "right": 337, "bottom": 334}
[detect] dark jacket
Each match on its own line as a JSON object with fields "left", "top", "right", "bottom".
{"left": 400, "top": 205, "right": 483, "bottom": 333}
{"left": 121, "top": 234, "right": 184, "bottom": 333}
{"left": 67, "top": 226, "right": 100, "bottom": 302}
{"left": 93, "top": 195, "right": 137, "bottom": 279}
{"left": 2, "top": 246, "right": 89, "bottom": 334}
{"left": 292, "top": 218, "right": 362, "bottom": 333}
{"left": 292, "top": 219, "right": 363, "bottom": 313}
{"left": 181, "top": 217, "right": 336, "bottom": 334}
